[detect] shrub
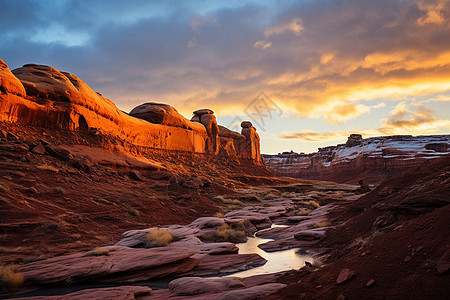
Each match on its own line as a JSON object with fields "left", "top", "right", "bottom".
{"left": 202, "top": 221, "right": 249, "bottom": 243}
{"left": 0, "top": 246, "right": 25, "bottom": 254}
{"left": 36, "top": 164, "right": 60, "bottom": 172}
{"left": 127, "top": 207, "right": 140, "bottom": 217}
{"left": 86, "top": 248, "right": 110, "bottom": 256}
{"left": 212, "top": 196, "right": 243, "bottom": 205}
{"left": 146, "top": 229, "right": 173, "bottom": 247}
{"left": 296, "top": 208, "right": 313, "bottom": 216}
{"left": 299, "top": 200, "right": 320, "bottom": 209}
{"left": 313, "top": 221, "right": 331, "bottom": 228}
{"left": 0, "top": 264, "right": 24, "bottom": 289}
{"left": 213, "top": 212, "right": 224, "bottom": 218}
{"left": 281, "top": 192, "right": 302, "bottom": 198}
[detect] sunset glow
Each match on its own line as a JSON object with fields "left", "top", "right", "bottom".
{"left": 1, "top": 0, "right": 449, "bottom": 153}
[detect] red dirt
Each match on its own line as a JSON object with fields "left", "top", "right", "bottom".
{"left": 0, "top": 122, "right": 302, "bottom": 262}
{"left": 268, "top": 155, "right": 450, "bottom": 299}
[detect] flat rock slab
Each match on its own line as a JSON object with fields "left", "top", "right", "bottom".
{"left": 142, "top": 283, "right": 286, "bottom": 300}
{"left": 20, "top": 246, "right": 195, "bottom": 285}
{"left": 215, "top": 283, "right": 287, "bottom": 300}
{"left": 258, "top": 238, "right": 318, "bottom": 252}
{"left": 13, "top": 286, "right": 152, "bottom": 300}
{"left": 192, "top": 253, "right": 267, "bottom": 276}
{"left": 169, "top": 276, "right": 245, "bottom": 296}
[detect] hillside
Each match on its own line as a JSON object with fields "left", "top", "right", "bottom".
{"left": 263, "top": 134, "right": 450, "bottom": 184}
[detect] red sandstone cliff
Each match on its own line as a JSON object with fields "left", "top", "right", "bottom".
{"left": 0, "top": 59, "right": 261, "bottom": 163}
{"left": 263, "top": 134, "right": 450, "bottom": 184}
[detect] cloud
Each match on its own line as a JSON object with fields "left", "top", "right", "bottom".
{"left": 253, "top": 40, "right": 272, "bottom": 49}
{"left": 416, "top": 0, "right": 446, "bottom": 26}
{"left": 187, "top": 37, "right": 197, "bottom": 48}
{"left": 281, "top": 102, "right": 450, "bottom": 141}
{"left": 265, "top": 17, "right": 303, "bottom": 37}
{"left": 280, "top": 130, "right": 357, "bottom": 141}
{"left": 421, "top": 93, "right": 450, "bottom": 102}
{"left": 0, "top": 0, "right": 450, "bottom": 122}
{"left": 321, "top": 102, "right": 385, "bottom": 124}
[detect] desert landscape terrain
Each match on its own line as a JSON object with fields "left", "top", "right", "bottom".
{"left": 0, "top": 57, "right": 449, "bottom": 300}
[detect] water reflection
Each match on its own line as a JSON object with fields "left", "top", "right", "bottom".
{"left": 226, "top": 225, "right": 314, "bottom": 277}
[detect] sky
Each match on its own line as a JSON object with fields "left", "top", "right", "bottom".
{"left": 1, "top": 0, "right": 450, "bottom": 154}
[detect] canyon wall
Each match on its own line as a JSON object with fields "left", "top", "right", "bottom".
{"left": 0, "top": 59, "right": 261, "bottom": 163}
{"left": 263, "top": 134, "right": 450, "bottom": 184}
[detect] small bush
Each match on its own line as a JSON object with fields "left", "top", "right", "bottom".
{"left": 0, "top": 246, "right": 26, "bottom": 254}
{"left": 281, "top": 192, "right": 302, "bottom": 198}
{"left": 127, "top": 207, "right": 140, "bottom": 217}
{"left": 262, "top": 193, "right": 278, "bottom": 200}
{"left": 213, "top": 212, "right": 224, "bottom": 218}
{"left": 296, "top": 208, "right": 313, "bottom": 216}
{"left": 299, "top": 200, "right": 320, "bottom": 209}
{"left": 0, "top": 265, "right": 24, "bottom": 289}
{"left": 36, "top": 164, "right": 60, "bottom": 172}
{"left": 146, "top": 229, "right": 173, "bottom": 247}
{"left": 86, "top": 248, "right": 110, "bottom": 256}
{"left": 313, "top": 221, "right": 331, "bottom": 228}
{"left": 202, "top": 222, "right": 248, "bottom": 243}
{"left": 212, "top": 196, "right": 243, "bottom": 205}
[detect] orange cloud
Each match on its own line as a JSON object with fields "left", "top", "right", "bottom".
{"left": 416, "top": 0, "right": 446, "bottom": 26}
{"left": 281, "top": 102, "right": 450, "bottom": 141}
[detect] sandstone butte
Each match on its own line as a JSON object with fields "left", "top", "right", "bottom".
{"left": 0, "top": 58, "right": 261, "bottom": 162}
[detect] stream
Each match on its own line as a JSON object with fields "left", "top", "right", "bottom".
{"left": 224, "top": 224, "right": 314, "bottom": 278}
{"left": 6, "top": 220, "right": 316, "bottom": 299}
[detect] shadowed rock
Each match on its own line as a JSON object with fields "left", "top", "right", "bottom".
{"left": 13, "top": 286, "right": 152, "bottom": 300}
{"left": 20, "top": 246, "right": 196, "bottom": 285}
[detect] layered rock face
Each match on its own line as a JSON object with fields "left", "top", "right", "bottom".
{"left": 263, "top": 134, "right": 450, "bottom": 184}
{"left": 0, "top": 59, "right": 261, "bottom": 162}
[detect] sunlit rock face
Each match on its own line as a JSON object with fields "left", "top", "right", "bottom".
{"left": 130, "top": 102, "right": 205, "bottom": 132}
{"left": 263, "top": 134, "right": 450, "bottom": 184}
{"left": 0, "top": 58, "right": 262, "bottom": 163}
{"left": 0, "top": 58, "right": 26, "bottom": 96}
{"left": 192, "top": 109, "right": 220, "bottom": 155}
{"left": 241, "top": 121, "right": 261, "bottom": 162}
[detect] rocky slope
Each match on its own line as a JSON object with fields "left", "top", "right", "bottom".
{"left": 263, "top": 134, "right": 450, "bottom": 184}
{"left": 0, "top": 57, "right": 297, "bottom": 265}
{"left": 270, "top": 154, "right": 450, "bottom": 299}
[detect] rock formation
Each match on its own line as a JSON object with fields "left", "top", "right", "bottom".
{"left": 263, "top": 134, "right": 450, "bottom": 184}
{"left": 241, "top": 121, "right": 261, "bottom": 161}
{"left": 191, "top": 109, "right": 220, "bottom": 155}
{"left": 0, "top": 58, "right": 262, "bottom": 162}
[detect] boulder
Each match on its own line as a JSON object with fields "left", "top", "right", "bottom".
{"left": 168, "top": 276, "right": 244, "bottom": 296}
{"left": 240, "top": 122, "right": 261, "bottom": 161}
{"left": 196, "top": 112, "right": 219, "bottom": 155}
{"left": 336, "top": 268, "right": 355, "bottom": 284}
{"left": 130, "top": 103, "right": 203, "bottom": 131}
{"left": 31, "top": 143, "right": 46, "bottom": 155}
{"left": 193, "top": 108, "right": 214, "bottom": 115}
{"left": 241, "top": 121, "right": 253, "bottom": 128}
{"left": 0, "top": 58, "right": 26, "bottom": 96}
{"left": 294, "top": 230, "right": 326, "bottom": 241}
{"left": 345, "top": 134, "right": 363, "bottom": 147}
